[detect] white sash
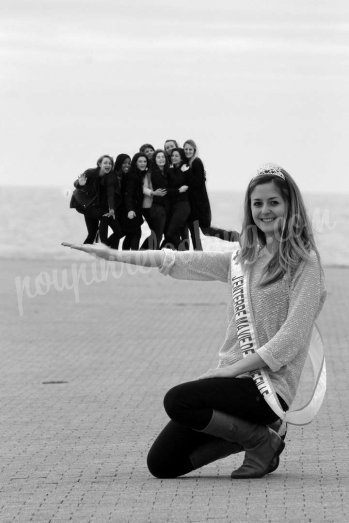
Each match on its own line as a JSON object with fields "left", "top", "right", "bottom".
{"left": 230, "top": 252, "right": 326, "bottom": 425}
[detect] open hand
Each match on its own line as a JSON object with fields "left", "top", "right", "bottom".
{"left": 78, "top": 173, "right": 87, "bottom": 186}
{"left": 152, "top": 188, "right": 167, "bottom": 197}
{"left": 61, "top": 242, "right": 110, "bottom": 257}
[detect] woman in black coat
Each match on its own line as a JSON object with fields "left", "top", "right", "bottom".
{"left": 183, "top": 140, "right": 212, "bottom": 250}
{"left": 99, "top": 153, "right": 130, "bottom": 249}
{"left": 70, "top": 155, "right": 117, "bottom": 244}
{"left": 183, "top": 140, "right": 240, "bottom": 249}
{"left": 121, "top": 152, "right": 148, "bottom": 250}
{"left": 141, "top": 149, "right": 170, "bottom": 250}
{"left": 161, "top": 148, "right": 191, "bottom": 250}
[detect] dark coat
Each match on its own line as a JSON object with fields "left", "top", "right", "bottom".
{"left": 103, "top": 171, "right": 122, "bottom": 211}
{"left": 186, "top": 158, "right": 211, "bottom": 228}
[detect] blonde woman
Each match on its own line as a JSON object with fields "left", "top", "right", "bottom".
{"left": 63, "top": 164, "right": 326, "bottom": 479}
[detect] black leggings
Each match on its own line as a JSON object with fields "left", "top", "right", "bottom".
{"left": 147, "top": 377, "right": 287, "bottom": 478}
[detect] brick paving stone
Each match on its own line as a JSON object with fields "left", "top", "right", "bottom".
{"left": 0, "top": 259, "right": 348, "bottom": 522}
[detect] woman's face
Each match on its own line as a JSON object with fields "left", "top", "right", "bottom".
{"left": 155, "top": 152, "right": 166, "bottom": 168}
{"left": 121, "top": 158, "right": 131, "bottom": 174}
{"left": 136, "top": 156, "right": 147, "bottom": 171}
{"left": 144, "top": 147, "right": 154, "bottom": 160}
{"left": 99, "top": 157, "right": 113, "bottom": 174}
{"left": 250, "top": 181, "right": 286, "bottom": 240}
{"left": 165, "top": 141, "right": 177, "bottom": 156}
{"left": 171, "top": 151, "right": 182, "bottom": 166}
{"left": 183, "top": 143, "right": 195, "bottom": 159}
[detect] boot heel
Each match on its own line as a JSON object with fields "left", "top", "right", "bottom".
{"left": 266, "top": 435, "right": 285, "bottom": 474}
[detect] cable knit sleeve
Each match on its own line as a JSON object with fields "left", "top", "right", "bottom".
{"left": 159, "top": 249, "right": 232, "bottom": 282}
{"left": 257, "top": 251, "right": 326, "bottom": 371}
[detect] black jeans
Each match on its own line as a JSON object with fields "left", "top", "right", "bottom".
{"left": 142, "top": 204, "right": 167, "bottom": 250}
{"left": 122, "top": 230, "right": 141, "bottom": 250}
{"left": 83, "top": 215, "right": 99, "bottom": 244}
{"left": 163, "top": 201, "right": 191, "bottom": 250}
{"left": 99, "top": 215, "right": 122, "bottom": 249}
{"left": 188, "top": 220, "right": 202, "bottom": 250}
{"left": 147, "top": 377, "right": 287, "bottom": 478}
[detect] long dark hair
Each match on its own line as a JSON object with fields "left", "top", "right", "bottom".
{"left": 151, "top": 149, "right": 170, "bottom": 174}
{"left": 129, "top": 152, "right": 148, "bottom": 175}
{"left": 114, "top": 153, "right": 130, "bottom": 173}
{"left": 239, "top": 166, "right": 320, "bottom": 285}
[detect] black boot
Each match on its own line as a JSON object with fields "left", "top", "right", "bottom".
{"left": 190, "top": 419, "right": 286, "bottom": 472}
{"left": 199, "top": 410, "right": 285, "bottom": 479}
{"left": 230, "top": 426, "right": 285, "bottom": 479}
{"left": 190, "top": 439, "right": 242, "bottom": 470}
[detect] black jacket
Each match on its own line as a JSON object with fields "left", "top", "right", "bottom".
{"left": 103, "top": 171, "right": 122, "bottom": 211}
{"left": 122, "top": 170, "right": 144, "bottom": 229}
{"left": 70, "top": 167, "right": 116, "bottom": 212}
{"left": 150, "top": 168, "right": 170, "bottom": 208}
{"left": 186, "top": 158, "right": 211, "bottom": 228}
{"left": 167, "top": 166, "right": 189, "bottom": 204}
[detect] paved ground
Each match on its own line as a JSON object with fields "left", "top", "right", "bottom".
{"left": 1, "top": 257, "right": 348, "bottom": 522}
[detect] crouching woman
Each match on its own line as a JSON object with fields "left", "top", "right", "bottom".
{"left": 63, "top": 163, "right": 326, "bottom": 479}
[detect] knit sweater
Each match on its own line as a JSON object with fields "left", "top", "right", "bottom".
{"left": 159, "top": 248, "right": 326, "bottom": 407}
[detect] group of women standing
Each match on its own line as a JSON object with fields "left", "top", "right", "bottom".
{"left": 70, "top": 139, "right": 238, "bottom": 251}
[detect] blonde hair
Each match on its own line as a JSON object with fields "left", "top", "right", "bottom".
{"left": 239, "top": 167, "right": 320, "bottom": 285}
{"left": 183, "top": 139, "right": 198, "bottom": 166}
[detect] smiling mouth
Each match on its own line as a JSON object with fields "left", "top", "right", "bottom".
{"left": 260, "top": 218, "right": 276, "bottom": 222}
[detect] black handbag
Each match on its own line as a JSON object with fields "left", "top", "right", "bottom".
{"left": 71, "top": 188, "right": 103, "bottom": 219}
{"left": 72, "top": 188, "right": 97, "bottom": 208}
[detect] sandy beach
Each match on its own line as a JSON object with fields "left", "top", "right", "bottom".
{"left": 1, "top": 257, "right": 349, "bottom": 522}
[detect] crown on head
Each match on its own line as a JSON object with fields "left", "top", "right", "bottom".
{"left": 253, "top": 163, "right": 285, "bottom": 181}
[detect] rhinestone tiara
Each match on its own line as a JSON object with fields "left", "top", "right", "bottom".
{"left": 253, "top": 163, "right": 285, "bottom": 181}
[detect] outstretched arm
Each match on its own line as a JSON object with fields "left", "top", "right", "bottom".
{"left": 62, "top": 244, "right": 234, "bottom": 282}
{"left": 62, "top": 243, "right": 164, "bottom": 267}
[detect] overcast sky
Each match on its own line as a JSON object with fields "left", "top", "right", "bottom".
{"left": 1, "top": 0, "right": 348, "bottom": 192}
